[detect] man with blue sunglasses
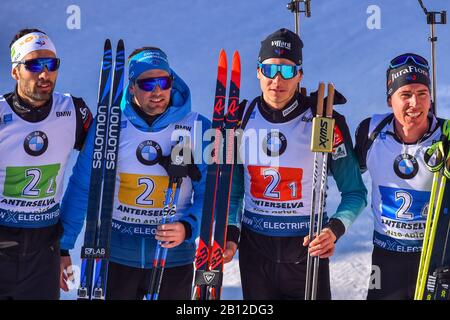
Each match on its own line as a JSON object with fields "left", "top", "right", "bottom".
{"left": 224, "top": 28, "right": 367, "bottom": 300}
{"left": 355, "top": 53, "right": 447, "bottom": 300}
{"left": 0, "top": 28, "right": 93, "bottom": 299}
{"left": 62, "top": 46, "right": 210, "bottom": 299}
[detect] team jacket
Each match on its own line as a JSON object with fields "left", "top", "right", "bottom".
{"left": 0, "top": 89, "right": 92, "bottom": 255}
{"left": 227, "top": 92, "right": 367, "bottom": 263}
{"left": 61, "top": 70, "right": 210, "bottom": 268}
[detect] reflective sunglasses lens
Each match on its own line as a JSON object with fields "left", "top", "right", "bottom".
{"left": 260, "top": 64, "right": 297, "bottom": 79}
{"left": 24, "top": 58, "right": 59, "bottom": 72}
{"left": 261, "top": 64, "right": 276, "bottom": 79}
{"left": 280, "top": 65, "right": 296, "bottom": 79}
{"left": 137, "top": 77, "right": 172, "bottom": 92}
{"left": 157, "top": 77, "right": 172, "bottom": 90}
{"left": 390, "top": 54, "right": 429, "bottom": 69}
{"left": 137, "top": 79, "right": 156, "bottom": 91}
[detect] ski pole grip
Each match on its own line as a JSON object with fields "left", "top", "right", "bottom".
{"left": 316, "top": 82, "right": 325, "bottom": 117}
{"left": 326, "top": 83, "right": 334, "bottom": 118}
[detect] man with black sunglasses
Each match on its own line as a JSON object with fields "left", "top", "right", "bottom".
{"left": 224, "top": 28, "right": 367, "bottom": 300}
{"left": 0, "top": 28, "right": 93, "bottom": 299}
{"left": 62, "top": 46, "right": 209, "bottom": 299}
{"left": 354, "top": 53, "right": 446, "bottom": 300}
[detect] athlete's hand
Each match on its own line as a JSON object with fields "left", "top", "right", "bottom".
{"left": 60, "top": 255, "right": 74, "bottom": 292}
{"left": 303, "top": 228, "right": 337, "bottom": 259}
{"left": 156, "top": 222, "right": 186, "bottom": 248}
{"left": 223, "top": 241, "right": 238, "bottom": 264}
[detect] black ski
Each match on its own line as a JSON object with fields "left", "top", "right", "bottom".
{"left": 78, "top": 39, "right": 113, "bottom": 300}
{"left": 78, "top": 39, "right": 124, "bottom": 300}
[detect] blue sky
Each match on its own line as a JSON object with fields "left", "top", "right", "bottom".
{"left": 1, "top": 0, "right": 449, "bottom": 132}
{"left": 1, "top": 0, "right": 449, "bottom": 299}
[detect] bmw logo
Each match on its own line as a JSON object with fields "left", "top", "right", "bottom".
{"left": 394, "top": 154, "right": 419, "bottom": 179}
{"left": 262, "top": 131, "right": 287, "bottom": 157}
{"left": 136, "top": 140, "right": 162, "bottom": 165}
{"left": 24, "top": 131, "right": 48, "bottom": 156}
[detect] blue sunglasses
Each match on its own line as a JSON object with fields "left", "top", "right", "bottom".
{"left": 258, "top": 63, "right": 301, "bottom": 80}
{"left": 136, "top": 76, "right": 173, "bottom": 92}
{"left": 390, "top": 54, "right": 429, "bottom": 69}
{"left": 13, "top": 58, "right": 60, "bottom": 73}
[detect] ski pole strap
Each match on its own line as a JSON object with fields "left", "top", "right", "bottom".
{"left": 424, "top": 119, "right": 450, "bottom": 175}
{"left": 158, "top": 150, "right": 201, "bottom": 181}
{"left": 443, "top": 119, "right": 450, "bottom": 141}
{"left": 445, "top": 152, "right": 450, "bottom": 179}
{"left": 424, "top": 141, "right": 446, "bottom": 172}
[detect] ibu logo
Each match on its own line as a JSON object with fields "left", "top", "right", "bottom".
{"left": 136, "top": 140, "right": 162, "bottom": 166}
{"left": 23, "top": 131, "right": 48, "bottom": 156}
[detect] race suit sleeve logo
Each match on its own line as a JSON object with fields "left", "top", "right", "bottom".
{"left": 248, "top": 165, "right": 303, "bottom": 201}
{"left": 4, "top": 164, "right": 60, "bottom": 198}
{"left": 332, "top": 125, "right": 347, "bottom": 160}
{"left": 118, "top": 173, "right": 169, "bottom": 208}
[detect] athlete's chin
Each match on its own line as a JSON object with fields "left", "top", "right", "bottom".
{"left": 143, "top": 103, "right": 168, "bottom": 115}
{"left": 404, "top": 115, "right": 427, "bottom": 127}
{"left": 269, "top": 95, "right": 290, "bottom": 106}
{"left": 32, "top": 91, "right": 53, "bottom": 102}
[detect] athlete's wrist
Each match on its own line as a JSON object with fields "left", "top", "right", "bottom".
{"left": 323, "top": 218, "right": 345, "bottom": 242}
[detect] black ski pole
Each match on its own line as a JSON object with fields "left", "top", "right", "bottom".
{"left": 147, "top": 141, "right": 189, "bottom": 300}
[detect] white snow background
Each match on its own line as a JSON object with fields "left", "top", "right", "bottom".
{"left": 0, "top": 0, "right": 449, "bottom": 300}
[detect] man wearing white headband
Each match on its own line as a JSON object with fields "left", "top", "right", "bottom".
{"left": 0, "top": 28, "right": 93, "bottom": 299}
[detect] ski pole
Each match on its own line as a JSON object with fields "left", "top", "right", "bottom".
{"left": 311, "top": 83, "right": 335, "bottom": 299}
{"left": 147, "top": 142, "right": 189, "bottom": 300}
{"left": 417, "top": 0, "right": 447, "bottom": 115}
{"left": 146, "top": 179, "right": 175, "bottom": 300}
{"left": 151, "top": 178, "right": 183, "bottom": 300}
{"left": 415, "top": 143, "right": 444, "bottom": 299}
{"left": 286, "top": 0, "right": 311, "bottom": 36}
{"left": 287, "top": 0, "right": 311, "bottom": 96}
{"left": 415, "top": 125, "right": 450, "bottom": 299}
{"left": 305, "top": 82, "right": 335, "bottom": 300}
{"left": 305, "top": 82, "right": 324, "bottom": 300}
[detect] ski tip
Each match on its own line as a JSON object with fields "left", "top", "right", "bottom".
{"left": 117, "top": 39, "right": 125, "bottom": 53}
{"left": 218, "top": 49, "right": 227, "bottom": 69}
{"left": 104, "top": 39, "right": 112, "bottom": 49}
{"left": 231, "top": 51, "right": 241, "bottom": 72}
